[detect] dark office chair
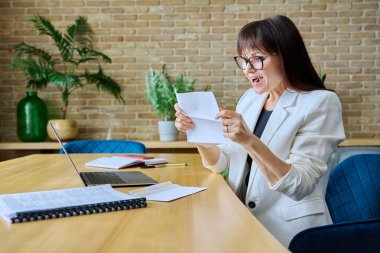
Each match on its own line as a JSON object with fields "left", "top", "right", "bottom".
{"left": 59, "top": 140, "right": 147, "bottom": 154}
{"left": 289, "top": 154, "right": 380, "bottom": 253}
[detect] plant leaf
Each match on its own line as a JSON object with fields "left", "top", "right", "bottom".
{"left": 48, "top": 71, "right": 81, "bottom": 91}
{"left": 31, "top": 15, "right": 72, "bottom": 61}
{"left": 77, "top": 48, "right": 112, "bottom": 63}
{"left": 84, "top": 68, "right": 124, "bottom": 103}
{"left": 65, "top": 16, "right": 93, "bottom": 48}
{"left": 11, "top": 57, "right": 50, "bottom": 89}
{"left": 11, "top": 43, "right": 53, "bottom": 63}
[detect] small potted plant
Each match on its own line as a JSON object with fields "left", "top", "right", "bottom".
{"left": 11, "top": 15, "right": 124, "bottom": 140}
{"left": 145, "top": 65, "right": 196, "bottom": 141}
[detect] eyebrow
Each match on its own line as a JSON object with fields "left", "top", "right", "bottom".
{"left": 242, "top": 51, "right": 265, "bottom": 58}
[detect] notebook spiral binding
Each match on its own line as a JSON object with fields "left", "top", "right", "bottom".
{"left": 11, "top": 197, "right": 147, "bottom": 223}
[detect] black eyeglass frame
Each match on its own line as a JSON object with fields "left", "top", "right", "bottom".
{"left": 233, "top": 56, "right": 268, "bottom": 71}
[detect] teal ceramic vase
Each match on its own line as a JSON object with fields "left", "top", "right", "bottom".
{"left": 17, "top": 91, "right": 48, "bottom": 142}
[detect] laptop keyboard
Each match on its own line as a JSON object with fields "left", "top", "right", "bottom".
{"left": 85, "top": 172, "right": 126, "bottom": 184}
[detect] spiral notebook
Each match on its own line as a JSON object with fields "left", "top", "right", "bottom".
{"left": 0, "top": 184, "right": 146, "bottom": 224}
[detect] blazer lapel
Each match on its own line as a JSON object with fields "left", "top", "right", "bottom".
{"left": 260, "top": 90, "right": 299, "bottom": 145}
{"left": 244, "top": 93, "right": 268, "bottom": 132}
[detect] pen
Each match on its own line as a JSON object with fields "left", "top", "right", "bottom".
{"left": 140, "top": 163, "right": 190, "bottom": 169}
{"left": 164, "top": 163, "right": 189, "bottom": 167}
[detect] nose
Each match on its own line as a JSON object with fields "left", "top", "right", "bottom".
{"left": 244, "top": 63, "right": 256, "bottom": 74}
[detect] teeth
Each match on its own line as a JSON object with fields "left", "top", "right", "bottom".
{"left": 252, "top": 77, "right": 262, "bottom": 83}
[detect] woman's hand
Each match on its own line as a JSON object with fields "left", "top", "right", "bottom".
{"left": 174, "top": 103, "right": 194, "bottom": 132}
{"left": 215, "top": 109, "right": 254, "bottom": 147}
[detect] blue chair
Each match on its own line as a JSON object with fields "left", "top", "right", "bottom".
{"left": 59, "top": 140, "right": 147, "bottom": 154}
{"left": 288, "top": 217, "right": 380, "bottom": 253}
{"left": 289, "top": 154, "right": 380, "bottom": 253}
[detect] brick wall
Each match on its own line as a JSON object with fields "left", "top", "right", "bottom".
{"left": 0, "top": 0, "right": 379, "bottom": 142}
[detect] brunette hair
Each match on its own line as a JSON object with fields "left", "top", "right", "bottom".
{"left": 237, "top": 15, "right": 327, "bottom": 91}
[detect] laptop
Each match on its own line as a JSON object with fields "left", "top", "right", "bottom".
{"left": 50, "top": 122, "right": 158, "bottom": 187}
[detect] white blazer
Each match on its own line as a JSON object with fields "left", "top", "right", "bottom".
{"left": 206, "top": 88, "right": 345, "bottom": 246}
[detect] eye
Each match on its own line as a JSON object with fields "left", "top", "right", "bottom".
{"left": 252, "top": 56, "right": 265, "bottom": 62}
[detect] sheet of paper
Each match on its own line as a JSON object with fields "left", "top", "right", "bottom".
{"left": 85, "top": 157, "right": 142, "bottom": 169}
{"left": 128, "top": 181, "right": 206, "bottom": 202}
{"left": 176, "top": 92, "right": 229, "bottom": 144}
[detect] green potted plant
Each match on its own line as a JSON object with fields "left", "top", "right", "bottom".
{"left": 11, "top": 15, "right": 124, "bottom": 140}
{"left": 146, "top": 65, "right": 196, "bottom": 141}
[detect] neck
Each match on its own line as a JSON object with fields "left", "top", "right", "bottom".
{"left": 264, "top": 82, "right": 287, "bottom": 111}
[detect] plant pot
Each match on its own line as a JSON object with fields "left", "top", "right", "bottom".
{"left": 47, "top": 119, "right": 79, "bottom": 141}
{"left": 158, "top": 121, "right": 178, "bottom": 142}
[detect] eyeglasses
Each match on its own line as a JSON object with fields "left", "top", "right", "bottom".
{"left": 233, "top": 55, "right": 268, "bottom": 70}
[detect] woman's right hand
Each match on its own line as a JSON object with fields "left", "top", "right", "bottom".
{"left": 174, "top": 103, "right": 194, "bottom": 132}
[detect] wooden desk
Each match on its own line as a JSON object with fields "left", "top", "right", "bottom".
{"left": 0, "top": 154, "right": 288, "bottom": 253}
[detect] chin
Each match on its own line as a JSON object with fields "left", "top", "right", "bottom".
{"left": 251, "top": 85, "right": 267, "bottom": 94}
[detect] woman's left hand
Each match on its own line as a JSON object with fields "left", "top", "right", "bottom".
{"left": 215, "top": 110, "right": 254, "bottom": 147}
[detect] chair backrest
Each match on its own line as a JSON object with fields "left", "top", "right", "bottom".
{"left": 59, "top": 140, "right": 147, "bottom": 154}
{"left": 333, "top": 146, "right": 380, "bottom": 167}
{"left": 288, "top": 217, "right": 380, "bottom": 253}
{"left": 325, "top": 154, "right": 380, "bottom": 224}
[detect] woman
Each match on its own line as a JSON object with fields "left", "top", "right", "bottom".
{"left": 174, "top": 15, "right": 345, "bottom": 246}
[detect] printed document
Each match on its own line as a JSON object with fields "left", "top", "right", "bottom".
{"left": 176, "top": 91, "right": 229, "bottom": 144}
{"left": 0, "top": 185, "right": 135, "bottom": 223}
{"left": 128, "top": 181, "right": 206, "bottom": 202}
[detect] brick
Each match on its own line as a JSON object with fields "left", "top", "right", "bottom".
{"left": 0, "top": 8, "right": 25, "bottom": 15}
{"left": 326, "top": 3, "right": 352, "bottom": 10}
{"left": 101, "top": 8, "right": 125, "bottom": 14}
{"left": 62, "top": 1, "right": 85, "bottom": 7}
{"left": 277, "top": 4, "right": 300, "bottom": 11}
{"left": 176, "top": 6, "right": 199, "bottom": 12}
{"left": 111, "top": 1, "right": 134, "bottom": 6}
{"left": 0, "top": 2, "right": 10, "bottom": 8}
{"left": 26, "top": 9, "right": 49, "bottom": 15}
{"left": 162, "top": 14, "right": 186, "bottom": 20}
{"left": 338, "top": 11, "right": 362, "bottom": 17}
{"left": 237, "top": 13, "right": 262, "bottom": 20}
{"left": 210, "top": 0, "right": 234, "bottom": 4}
{"left": 74, "top": 8, "right": 100, "bottom": 14}
{"left": 139, "top": 14, "right": 161, "bottom": 20}
{"left": 36, "top": 1, "right": 60, "bottom": 7}
{"left": 124, "top": 21, "right": 149, "bottom": 28}
{"left": 212, "top": 13, "right": 236, "bottom": 19}
{"left": 365, "top": 25, "right": 380, "bottom": 31}
{"left": 100, "top": 22, "right": 124, "bottom": 28}
{"left": 13, "top": 2, "right": 36, "bottom": 8}
{"left": 201, "top": 20, "right": 224, "bottom": 26}
{"left": 302, "top": 4, "right": 327, "bottom": 10}
{"left": 87, "top": 1, "right": 109, "bottom": 7}
{"left": 353, "top": 3, "right": 378, "bottom": 9}
{"left": 114, "top": 15, "right": 137, "bottom": 21}
{"left": 125, "top": 7, "right": 149, "bottom": 14}
{"left": 325, "top": 33, "right": 350, "bottom": 39}
{"left": 186, "top": 27, "right": 210, "bottom": 34}
{"left": 200, "top": 6, "right": 225, "bottom": 12}
{"left": 51, "top": 9, "right": 76, "bottom": 15}
{"left": 313, "top": 11, "right": 337, "bottom": 18}
{"left": 151, "top": 21, "right": 175, "bottom": 28}
{"left": 312, "top": 25, "right": 337, "bottom": 33}
{"left": 175, "top": 20, "right": 198, "bottom": 27}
